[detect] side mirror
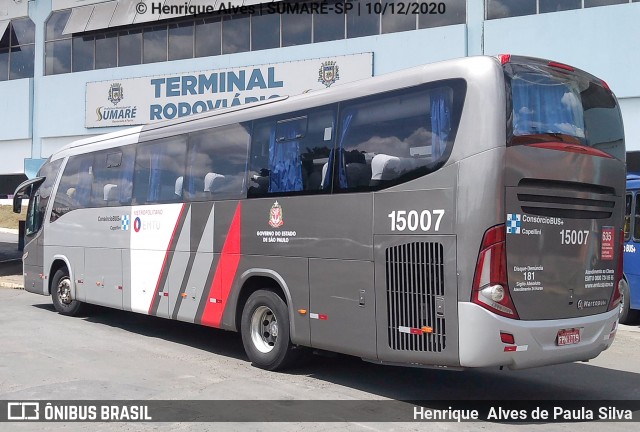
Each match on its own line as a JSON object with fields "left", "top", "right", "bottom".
{"left": 13, "top": 177, "right": 46, "bottom": 214}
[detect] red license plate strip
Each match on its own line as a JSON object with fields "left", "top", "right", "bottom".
{"left": 557, "top": 328, "right": 580, "bottom": 346}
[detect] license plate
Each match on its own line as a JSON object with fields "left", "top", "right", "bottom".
{"left": 557, "top": 328, "right": 581, "bottom": 346}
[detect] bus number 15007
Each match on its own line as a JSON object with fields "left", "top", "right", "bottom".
{"left": 388, "top": 209, "right": 445, "bottom": 232}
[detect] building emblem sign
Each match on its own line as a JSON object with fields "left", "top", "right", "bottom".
{"left": 85, "top": 53, "right": 372, "bottom": 128}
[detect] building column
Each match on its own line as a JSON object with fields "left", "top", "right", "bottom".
{"left": 466, "top": 0, "right": 485, "bottom": 56}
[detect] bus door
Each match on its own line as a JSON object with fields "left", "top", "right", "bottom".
{"left": 14, "top": 177, "right": 46, "bottom": 295}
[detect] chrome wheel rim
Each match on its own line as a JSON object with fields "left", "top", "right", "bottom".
{"left": 250, "top": 305, "right": 278, "bottom": 353}
{"left": 57, "top": 277, "right": 72, "bottom": 305}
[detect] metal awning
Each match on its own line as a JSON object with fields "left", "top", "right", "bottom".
{"left": 84, "top": 1, "right": 117, "bottom": 32}
{"left": 62, "top": 5, "right": 95, "bottom": 35}
{"left": 59, "top": 0, "right": 282, "bottom": 35}
{"left": 0, "top": 20, "right": 9, "bottom": 42}
{"left": 106, "top": 0, "right": 139, "bottom": 28}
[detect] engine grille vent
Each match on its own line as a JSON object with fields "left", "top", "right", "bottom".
{"left": 385, "top": 242, "right": 445, "bottom": 352}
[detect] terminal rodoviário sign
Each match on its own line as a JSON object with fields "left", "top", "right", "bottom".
{"left": 85, "top": 53, "right": 373, "bottom": 128}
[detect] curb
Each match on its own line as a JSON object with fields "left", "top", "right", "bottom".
{"left": 0, "top": 281, "right": 23, "bottom": 289}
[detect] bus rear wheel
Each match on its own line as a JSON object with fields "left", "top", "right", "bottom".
{"left": 51, "top": 268, "right": 83, "bottom": 316}
{"left": 241, "top": 290, "right": 298, "bottom": 371}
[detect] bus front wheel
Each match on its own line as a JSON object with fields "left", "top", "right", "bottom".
{"left": 51, "top": 268, "right": 83, "bottom": 316}
{"left": 241, "top": 290, "right": 298, "bottom": 371}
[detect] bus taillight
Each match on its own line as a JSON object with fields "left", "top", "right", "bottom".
{"left": 608, "top": 229, "right": 625, "bottom": 312}
{"left": 471, "top": 225, "right": 520, "bottom": 319}
{"left": 497, "top": 54, "right": 511, "bottom": 65}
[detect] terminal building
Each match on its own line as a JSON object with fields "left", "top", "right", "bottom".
{"left": 1, "top": 0, "right": 639, "bottom": 190}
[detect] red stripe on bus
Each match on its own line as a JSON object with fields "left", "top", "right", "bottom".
{"left": 527, "top": 142, "right": 613, "bottom": 159}
{"left": 201, "top": 202, "right": 242, "bottom": 328}
{"left": 147, "top": 203, "right": 187, "bottom": 315}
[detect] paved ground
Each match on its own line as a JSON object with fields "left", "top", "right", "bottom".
{"left": 1, "top": 281, "right": 639, "bottom": 431}
{"left": 0, "top": 229, "right": 20, "bottom": 262}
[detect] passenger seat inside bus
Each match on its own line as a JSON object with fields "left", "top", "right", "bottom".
{"left": 204, "top": 172, "right": 226, "bottom": 193}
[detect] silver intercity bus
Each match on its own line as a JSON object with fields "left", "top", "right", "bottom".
{"left": 14, "top": 55, "right": 625, "bottom": 371}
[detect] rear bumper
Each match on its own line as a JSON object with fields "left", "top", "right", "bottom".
{"left": 458, "top": 302, "right": 618, "bottom": 370}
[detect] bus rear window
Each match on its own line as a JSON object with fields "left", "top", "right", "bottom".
{"left": 507, "top": 63, "right": 624, "bottom": 160}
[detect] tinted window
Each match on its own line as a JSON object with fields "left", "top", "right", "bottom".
{"left": 625, "top": 193, "right": 632, "bottom": 241}
{"left": 195, "top": 17, "right": 221, "bottom": 58}
{"left": 72, "top": 36, "right": 94, "bottom": 72}
{"left": 634, "top": 194, "right": 640, "bottom": 241}
{"left": 10, "top": 18, "right": 35, "bottom": 46}
{"left": 45, "top": 40, "right": 71, "bottom": 75}
{"left": 539, "top": 0, "right": 582, "bottom": 13}
{"left": 185, "top": 124, "right": 250, "bottom": 201}
{"left": 381, "top": 1, "right": 416, "bottom": 33}
{"left": 251, "top": 12, "right": 280, "bottom": 51}
{"left": 91, "top": 148, "right": 135, "bottom": 207}
{"left": 26, "top": 159, "right": 63, "bottom": 235}
{"left": 51, "top": 154, "right": 94, "bottom": 221}
{"left": 169, "top": 22, "right": 193, "bottom": 60}
{"left": 282, "top": 13, "right": 311, "bottom": 46}
{"left": 144, "top": 26, "right": 168, "bottom": 64}
{"left": 133, "top": 137, "right": 187, "bottom": 204}
{"left": 333, "top": 80, "right": 466, "bottom": 191}
{"left": 347, "top": 0, "right": 379, "bottom": 38}
{"left": 222, "top": 14, "right": 250, "bottom": 54}
{"left": 0, "top": 49, "right": 8, "bottom": 81}
{"left": 585, "top": 0, "right": 627, "bottom": 7}
{"left": 487, "top": 0, "right": 536, "bottom": 19}
{"left": 248, "top": 108, "right": 336, "bottom": 197}
{"left": 118, "top": 30, "right": 142, "bottom": 66}
{"left": 507, "top": 62, "right": 625, "bottom": 160}
{"left": 10, "top": 44, "right": 35, "bottom": 79}
{"left": 419, "top": 0, "right": 466, "bottom": 28}
{"left": 314, "top": 5, "right": 345, "bottom": 42}
{"left": 95, "top": 33, "right": 117, "bottom": 69}
{"left": 46, "top": 10, "right": 71, "bottom": 40}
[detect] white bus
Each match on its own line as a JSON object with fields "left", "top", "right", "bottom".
{"left": 15, "top": 55, "right": 625, "bottom": 371}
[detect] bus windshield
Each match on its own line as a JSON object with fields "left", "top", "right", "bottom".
{"left": 507, "top": 62, "right": 624, "bottom": 160}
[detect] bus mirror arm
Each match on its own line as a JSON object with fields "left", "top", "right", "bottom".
{"left": 12, "top": 177, "right": 46, "bottom": 214}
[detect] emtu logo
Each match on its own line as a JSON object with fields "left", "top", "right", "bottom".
{"left": 507, "top": 213, "right": 522, "bottom": 234}
{"left": 7, "top": 402, "right": 40, "bottom": 420}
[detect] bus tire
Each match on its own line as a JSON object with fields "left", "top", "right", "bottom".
{"left": 51, "top": 268, "right": 83, "bottom": 316}
{"left": 241, "top": 290, "right": 298, "bottom": 371}
{"left": 619, "top": 276, "right": 639, "bottom": 325}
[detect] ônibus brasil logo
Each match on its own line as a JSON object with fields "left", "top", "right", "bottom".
{"left": 269, "top": 201, "right": 284, "bottom": 228}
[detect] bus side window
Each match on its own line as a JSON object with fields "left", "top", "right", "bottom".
{"left": 634, "top": 192, "right": 640, "bottom": 242}
{"left": 248, "top": 108, "right": 335, "bottom": 197}
{"left": 132, "top": 136, "right": 187, "bottom": 204}
{"left": 30, "top": 158, "right": 62, "bottom": 230}
{"left": 51, "top": 153, "right": 94, "bottom": 221}
{"left": 625, "top": 192, "right": 632, "bottom": 241}
{"left": 184, "top": 123, "right": 250, "bottom": 201}
{"left": 91, "top": 150, "right": 127, "bottom": 207}
{"left": 333, "top": 81, "right": 464, "bottom": 191}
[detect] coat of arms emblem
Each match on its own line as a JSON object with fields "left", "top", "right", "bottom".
{"left": 108, "top": 83, "right": 124, "bottom": 106}
{"left": 318, "top": 61, "right": 340, "bottom": 88}
{"left": 268, "top": 201, "right": 284, "bottom": 228}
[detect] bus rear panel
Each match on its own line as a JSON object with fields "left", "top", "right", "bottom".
{"left": 460, "top": 56, "right": 624, "bottom": 369}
